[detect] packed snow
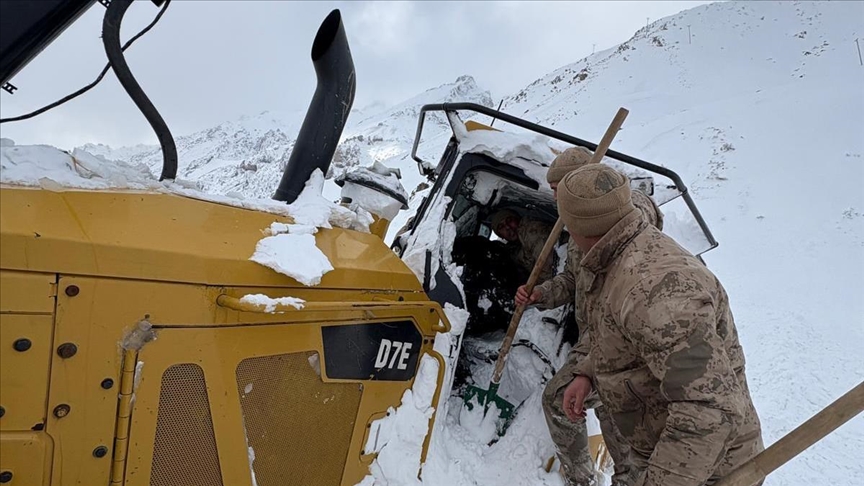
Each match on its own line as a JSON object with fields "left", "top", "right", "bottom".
{"left": 0, "top": 142, "right": 371, "bottom": 288}
{"left": 280, "top": 168, "right": 374, "bottom": 233}
{"left": 239, "top": 293, "right": 306, "bottom": 312}
{"left": 0, "top": 141, "right": 373, "bottom": 234}
{"left": 401, "top": 192, "right": 455, "bottom": 290}
{"left": 358, "top": 355, "right": 441, "bottom": 486}
{"left": 456, "top": 129, "right": 557, "bottom": 190}
{"left": 247, "top": 206, "right": 351, "bottom": 287}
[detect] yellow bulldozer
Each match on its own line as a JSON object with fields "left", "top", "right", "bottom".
{"left": 3, "top": 2, "right": 859, "bottom": 486}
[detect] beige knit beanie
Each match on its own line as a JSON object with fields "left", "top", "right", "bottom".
{"left": 557, "top": 164, "right": 637, "bottom": 237}
{"left": 546, "top": 146, "right": 594, "bottom": 184}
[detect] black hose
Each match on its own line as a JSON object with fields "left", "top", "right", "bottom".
{"left": 0, "top": 0, "right": 170, "bottom": 125}
{"left": 102, "top": 0, "right": 176, "bottom": 181}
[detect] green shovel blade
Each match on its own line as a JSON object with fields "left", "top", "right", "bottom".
{"left": 463, "top": 382, "right": 516, "bottom": 436}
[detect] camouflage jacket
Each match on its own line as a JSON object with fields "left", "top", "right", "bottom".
{"left": 534, "top": 190, "right": 664, "bottom": 313}
{"left": 509, "top": 220, "right": 557, "bottom": 283}
{"left": 573, "top": 209, "right": 763, "bottom": 486}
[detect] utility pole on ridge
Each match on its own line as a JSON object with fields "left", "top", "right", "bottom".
{"left": 856, "top": 38, "right": 862, "bottom": 66}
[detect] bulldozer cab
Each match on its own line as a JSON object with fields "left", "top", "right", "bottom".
{"left": 396, "top": 103, "right": 719, "bottom": 305}
{"left": 394, "top": 103, "right": 719, "bottom": 454}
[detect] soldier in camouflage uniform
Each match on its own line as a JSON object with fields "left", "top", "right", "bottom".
{"left": 490, "top": 209, "right": 557, "bottom": 283}
{"left": 556, "top": 164, "right": 763, "bottom": 486}
{"left": 518, "top": 147, "right": 663, "bottom": 486}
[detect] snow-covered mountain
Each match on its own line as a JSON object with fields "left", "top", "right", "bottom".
{"left": 75, "top": 2, "right": 863, "bottom": 485}
{"left": 80, "top": 75, "right": 493, "bottom": 199}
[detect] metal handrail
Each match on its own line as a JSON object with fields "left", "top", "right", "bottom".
{"left": 410, "top": 102, "right": 718, "bottom": 251}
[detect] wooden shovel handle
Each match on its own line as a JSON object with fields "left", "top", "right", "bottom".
{"left": 715, "top": 380, "right": 864, "bottom": 486}
{"left": 490, "top": 107, "right": 630, "bottom": 384}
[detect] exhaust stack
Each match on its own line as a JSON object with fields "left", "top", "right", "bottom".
{"left": 273, "top": 9, "right": 355, "bottom": 203}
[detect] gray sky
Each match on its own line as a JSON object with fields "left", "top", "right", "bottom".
{"left": 0, "top": 1, "right": 711, "bottom": 149}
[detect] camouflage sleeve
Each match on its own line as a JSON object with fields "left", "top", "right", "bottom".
{"left": 521, "top": 221, "right": 552, "bottom": 261}
{"left": 621, "top": 274, "right": 742, "bottom": 486}
{"left": 535, "top": 238, "right": 579, "bottom": 309}
{"left": 571, "top": 330, "right": 594, "bottom": 381}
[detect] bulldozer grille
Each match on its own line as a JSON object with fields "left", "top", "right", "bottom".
{"left": 236, "top": 351, "right": 363, "bottom": 486}
{"left": 150, "top": 363, "right": 224, "bottom": 486}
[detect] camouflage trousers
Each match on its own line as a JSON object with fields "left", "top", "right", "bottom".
{"left": 542, "top": 359, "right": 638, "bottom": 486}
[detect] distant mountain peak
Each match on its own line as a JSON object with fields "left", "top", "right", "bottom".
{"left": 78, "top": 74, "right": 495, "bottom": 199}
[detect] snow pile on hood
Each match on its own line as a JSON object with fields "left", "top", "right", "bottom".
{"left": 246, "top": 172, "right": 377, "bottom": 286}
{"left": 1, "top": 141, "right": 376, "bottom": 287}
{"left": 357, "top": 355, "right": 440, "bottom": 486}
{"left": 239, "top": 293, "right": 306, "bottom": 312}
{"left": 0, "top": 141, "right": 373, "bottom": 233}
{"left": 249, "top": 223, "right": 334, "bottom": 286}
{"left": 282, "top": 168, "right": 374, "bottom": 233}
{"left": 1, "top": 140, "right": 159, "bottom": 190}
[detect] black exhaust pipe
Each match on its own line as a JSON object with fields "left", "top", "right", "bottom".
{"left": 273, "top": 9, "right": 356, "bottom": 203}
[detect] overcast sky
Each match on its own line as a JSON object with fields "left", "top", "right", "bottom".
{"left": 0, "top": 1, "right": 711, "bottom": 149}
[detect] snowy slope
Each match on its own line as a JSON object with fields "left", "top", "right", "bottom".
{"left": 65, "top": 1, "right": 864, "bottom": 485}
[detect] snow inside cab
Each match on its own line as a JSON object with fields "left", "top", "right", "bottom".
{"left": 0, "top": 3, "right": 449, "bottom": 486}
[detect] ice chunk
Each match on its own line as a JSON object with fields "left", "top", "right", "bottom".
{"left": 249, "top": 234, "right": 333, "bottom": 286}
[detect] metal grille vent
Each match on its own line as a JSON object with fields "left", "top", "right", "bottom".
{"left": 150, "top": 363, "right": 224, "bottom": 486}
{"left": 236, "top": 352, "right": 363, "bottom": 486}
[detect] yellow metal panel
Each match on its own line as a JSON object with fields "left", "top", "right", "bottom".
{"left": 0, "top": 187, "right": 422, "bottom": 291}
{"left": 0, "top": 271, "right": 55, "bottom": 314}
{"left": 236, "top": 352, "right": 362, "bottom": 486}
{"left": 0, "top": 432, "right": 53, "bottom": 486}
{"left": 464, "top": 120, "right": 500, "bottom": 132}
{"left": 46, "top": 277, "right": 120, "bottom": 486}
{"left": 126, "top": 315, "right": 444, "bottom": 486}
{"left": 0, "top": 315, "right": 53, "bottom": 432}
